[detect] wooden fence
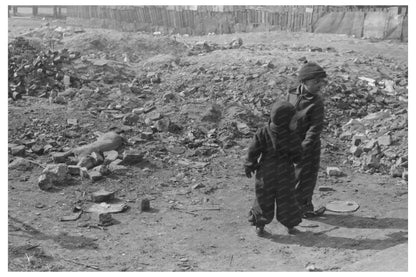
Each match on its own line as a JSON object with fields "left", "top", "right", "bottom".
{"left": 64, "top": 6, "right": 407, "bottom": 40}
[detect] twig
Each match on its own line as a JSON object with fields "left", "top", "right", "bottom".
{"left": 61, "top": 256, "right": 101, "bottom": 271}
{"left": 229, "top": 255, "right": 233, "bottom": 266}
{"left": 189, "top": 207, "right": 222, "bottom": 212}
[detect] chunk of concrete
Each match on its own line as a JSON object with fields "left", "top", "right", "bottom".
{"left": 121, "top": 150, "right": 143, "bottom": 165}
{"left": 326, "top": 167, "right": 344, "bottom": 177}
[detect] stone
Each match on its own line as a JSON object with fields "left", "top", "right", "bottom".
{"left": 43, "top": 144, "right": 54, "bottom": 153}
{"left": 350, "top": 146, "right": 363, "bottom": 157}
{"left": 92, "top": 164, "right": 110, "bottom": 176}
{"left": 140, "top": 131, "right": 153, "bottom": 140}
{"left": 98, "top": 213, "right": 113, "bottom": 226}
{"left": 339, "top": 131, "right": 353, "bottom": 140}
{"left": 140, "top": 198, "right": 150, "bottom": 212}
{"left": 77, "top": 156, "right": 95, "bottom": 170}
{"left": 38, "top": 175, "right": 53, "bottom": 190}
{"left": 80, "top": 167, "right": 89, "bottom": 179}
{"left": 88, "top": 170, "right": 103, "bottom": 181}
{"left": 8, "top": 158, "right": 34, "bottom": 171}
{"left": 395, "top": 156, "right": 408, "bottom": 168}
{"left": 91, "top": 189, "right": 115, "bottom": 203}
{"left": 10, "top": 145, "right": 26, "bottom": 156}
{"left": 390, "top": 165, "right": 404, "bottom": 178}
{"left": 121, "top": 150, "right": 144, "bottom": 165}
{"left": 402, "top": 170, "right": 408, "bottom": 181}
{"left": 67, "top": 118, "right": 78, "bottom": 125}
{"left": 155, "top": 117, "right": 171, "bottom": 132}
{"left": 122, "top": 113, "right": 141, "bottom": 126}
{"left": 377, "top": 135, "right": 392, "bottom": 146}
{"left": 104, "top": 150, "right": 119, "bottom": 162}
{"left": 363, "top": 139, "right": 377, "bottom": 152}
{"left": 201, "top": 104, "right": 222, "bottom": 123}
{"left": 318, "top": 186, "right": 335, "bottom": 192}
{"left": 31, "top": 144, "right": 44, "bottom": 155}
{"left": 149, "top": 112, "right": 162, "bottom": 121}
{"left": 352, "top": 135, "right": 366, "bottom": 146}
{"left": 109, "top": 159, "right": 128, "bottom": 173}
{"left": 67, "top": 165, "right": 82, "bottom": 175}
{"left": 90, "top": 152, "right": 104, "bottom": 165}
{"left": 326, "top": 167, "right": 343, "bottom": 177}
{"left": 132, "top": 107, "right": 145, "bottom": 115}
{"left": 162, "top": 91, "right": 176, "bottom": 102}
{"left": 52, "top": 152, "right": 69, "bottom": 163}
{"left": 365, "top": 154, "right": 380, "bottom": 169}
{"left": 38, "top": 163, "right": 68, "bottom": 190}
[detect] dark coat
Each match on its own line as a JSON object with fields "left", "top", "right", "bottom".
{"left": 287, "top": 85, "right": 324, "bottom": 208}
{"left": 245, "top": 102, "right": 303, "bottom": 228}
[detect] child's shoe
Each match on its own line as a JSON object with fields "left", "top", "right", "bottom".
{"left": 287, "top": 227, "right": 300, "bottom": 235}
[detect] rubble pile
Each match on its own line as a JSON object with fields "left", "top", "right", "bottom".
{"left": 8, "top": 27, "right": 408, "bottom": 185}
{"left": 8, "top": 36, "right": 81, "bottom": 100}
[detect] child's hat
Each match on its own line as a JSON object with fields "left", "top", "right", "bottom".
{"left": 297, "top": 62, "right": 326, "bottom": 81}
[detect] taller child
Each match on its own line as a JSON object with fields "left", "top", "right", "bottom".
{"left": 287, "top": 61, "right": 327, "bottom": 216}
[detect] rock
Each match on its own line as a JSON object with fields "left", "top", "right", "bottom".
{"left": 362, "top": 111, "right": 391, "bottom": 122}
{"left": 377, "top": 135, "right": 392, "bottom": 146}
{"left": 318, "top": 186, "right": 335, "bottom": 192}
{"left": 67, "top": 118, "right": 78, "bottom": 125}
{"left": 10, "top": 145, "right": 26, "bottom": 156}
{"left": 140, "top": 131, "right": 154, "bottom": 140}
{"left": 149, "top": 112, "right": 162, "bottom": 121}
{"left": 395, "top": 156, "right": 408, "bottom": 168}
{"left": 67, "top": 165, "right": 82, "bottom": 175}
{"left": 90, "top": 151, "right": 104, "bottom": 165}
{"left": 363, "top": 139, "right": 378, "bottom": 152}
{"left": 92, "top": 164, "right": 110, "bottom": 176}
{"left": 140, "top": 198, "right": 150, "bottom": 212}
{"left": 402, "top": 170, "right": 408, "bottom": 180}
{"left": 38, "top": 163, "right": 68, "bottom": 190}
{"left": 326, "top": 167, "right": 343, "bottom": 177}
{"left": 390, "top": 165, "right": 404, "bottom": 178}
{"left": 91, "top": 189, "right": 115, "bottom": 203}
{"left": 132, "top": 107, "right": 145, "bottom": 115}
{"left": 31, "top": 144, "right": 44, "bottom": 155}
{"left": 236, "top": 122, "right": 250, "bottom": 135}
{"left": 383, "top": 150, "right": 397, "bottom": 160}
{"left": 80, "top": 167, "right": 89, "bottom": 179}
{"left": 8, "top": 157, "right": 34, "bottom": 171}
{"left": 54, "top": 95, "right": 67, "bottom": 104}
{"left": 201, "top": 104, "right": 222, "bottom": 122}
{"left": 98, "top": 213, "right": 113, "bottom": 226}
{"left": 52, "top": 152, "right": 70, "bottom": 163}
{"left": 121, "top": 150, "right": 144, "bottom": 165}
{"left": 104, "top": 150, "right": 119, "bottom": 162}
{"left": 364, "top": 153, "right": 380, "bottom": 169}
{"left": 77, "top": 156, "right": 95, "bottom": 170}
{"left": 352, "top": 135, "right": 366, "bottom": 146}
{"left": 108, "top": 159, "right": 128, "bottom": 174}
{"left": 155, "top": 117, "right": 171, "bottom": 132}
{"left": 43, "top": 144, "right": 54, "bottom": 154}
{"left": 122, "top": 113, "right": 141, "bottom": 126}
{"left": 88, "top": 170, "right": 103, "bottom": 181}
{"left": 350, "top": 145, "right": 363, "bottom": 157}
{"left": 339, "top": 131, "right": 353, "bottom": 140}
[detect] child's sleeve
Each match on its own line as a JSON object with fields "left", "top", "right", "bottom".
{"left": 244, "top": 129, "right": 265, "bottom": 170}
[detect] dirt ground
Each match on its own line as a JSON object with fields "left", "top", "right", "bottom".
{"left": 7, "top": 16, "right": 408, "bottom": 272}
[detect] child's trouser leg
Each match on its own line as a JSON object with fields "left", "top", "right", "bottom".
{"left": 249, "top": 179, "right": 275, "bottom": 227}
